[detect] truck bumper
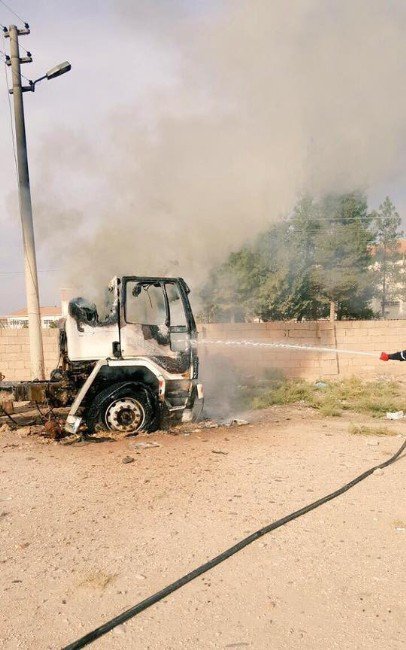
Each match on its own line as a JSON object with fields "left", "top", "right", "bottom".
{"left": 65, "top": 415, "right": 82, "bottom": 435}
{"left": 182, "top": 383, "right": 204, "bottom": 422}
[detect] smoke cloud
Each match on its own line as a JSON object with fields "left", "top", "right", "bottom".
{"left": 33, "top": 0, "right": 406, "bottom": 305}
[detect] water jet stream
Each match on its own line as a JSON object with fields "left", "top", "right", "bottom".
{"left": 200, "top": 339, "right": 376, "bottom": 357}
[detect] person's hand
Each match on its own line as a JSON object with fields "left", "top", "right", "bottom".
{"left": 380, "top": 352, "right": 389, "bottom": 361}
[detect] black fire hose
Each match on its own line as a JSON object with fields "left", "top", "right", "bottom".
{"left": 63, "top": 437, "right": 406, "bottom": 650}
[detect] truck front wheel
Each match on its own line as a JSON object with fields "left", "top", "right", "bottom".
{"left": 85, "top": 382, "right": 159, "bottom": 434}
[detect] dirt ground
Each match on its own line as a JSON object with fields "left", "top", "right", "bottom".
{"left": 0, "top": 405, "right": 405, "bottom": 650}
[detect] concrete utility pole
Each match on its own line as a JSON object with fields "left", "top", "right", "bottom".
{"left": 7, "top": 24, "right": 44, "bottom": 379}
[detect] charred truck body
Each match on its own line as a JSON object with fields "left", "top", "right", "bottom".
{"left": 1, "top": 277, "right": 203, "bottom": 435}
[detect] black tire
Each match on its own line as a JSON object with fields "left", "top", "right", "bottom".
{"left": 85, "top": 382, "right": 159, "bottom": 434}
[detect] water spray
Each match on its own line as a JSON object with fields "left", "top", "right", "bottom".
{"left": 200, "top": 339, "right": 376, "bottom": 357}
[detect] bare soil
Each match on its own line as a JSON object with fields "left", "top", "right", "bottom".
{"left": 0, "top": 406, "right": 405, "bottom": 649}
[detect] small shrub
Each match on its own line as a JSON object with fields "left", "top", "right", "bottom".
{"left": 247, "top": 376, "right": 405, "bottom": 417}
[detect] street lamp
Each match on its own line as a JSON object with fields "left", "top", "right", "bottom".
{"left": 5, "top": 23, "right": 71, "bottom": 380}
{"left": 30, "top": 61, "right": 72, "bottom": 91}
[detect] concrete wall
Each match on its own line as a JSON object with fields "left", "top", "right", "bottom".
{"left": 1, "top": 321, "right": 406, "bottom": 381}
{"left": 198, "top": 320, "right": 406, "bottom": 380}
{"left": 0, "top": 329, "right": 59, "bottom": 381}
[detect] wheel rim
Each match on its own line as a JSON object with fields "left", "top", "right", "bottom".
{"left": 104, "top": 397, "right": 145, "bottom": 432}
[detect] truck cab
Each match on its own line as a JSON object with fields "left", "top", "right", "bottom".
{"left": 61, "top": 276, "right": 203, "bottom": 435}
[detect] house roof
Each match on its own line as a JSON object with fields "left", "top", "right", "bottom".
{"left": 396, "top": 239, "right": 406, "bottom": 254}
{"left": 6, "top": 306, "right": 61, "bottom": 318}
{"left": 370, "top": 238, "right": 406, "bottom": 256}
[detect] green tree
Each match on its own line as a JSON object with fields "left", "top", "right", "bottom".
{"left": 312, "top": 192, "right": 375, "bottom": 319}
{"left": 200, "top": 192, "right": 377, "bottom": 322}
{"left": 371, "top": 197, "right": 403, "bottom": 318}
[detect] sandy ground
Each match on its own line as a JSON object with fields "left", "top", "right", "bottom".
{"left": 0, "top": 406, "right": 405, "bottom": 650}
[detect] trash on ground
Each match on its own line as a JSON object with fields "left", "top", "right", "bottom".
{"left": 130, "top": 441, "right": 161, "bottom": 449}
{"left": 204, "top": 421, "right": 219, "bottom": 429}
{"left": 314, "top": 381, "right": 328, "bottom": 390}
{"left": 223, "top": 418, "right": 249, "bottom": 427}
{"left": 386, "top": 411, "right": 404, "bottom": 420}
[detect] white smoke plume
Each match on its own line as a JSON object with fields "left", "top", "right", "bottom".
{"left": 32, "top": 0, "right": 406, "bottom": 304}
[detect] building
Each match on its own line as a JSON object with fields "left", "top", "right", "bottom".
{"left": 370, "top": 239, "right": 406, "bottom": 319}
{"left": 0, "top": 306, "right": 62, "bottom": 329}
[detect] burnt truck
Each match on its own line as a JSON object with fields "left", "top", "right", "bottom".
{"left": 0, "top": 276, "right": 204, "bottom": 435}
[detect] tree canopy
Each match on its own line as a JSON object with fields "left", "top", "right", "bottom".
{"left": 371, "top": 197, "right": 403, "bottom": 317}
{"left": 200, "top": 192, "right": 398, "bottom": 322}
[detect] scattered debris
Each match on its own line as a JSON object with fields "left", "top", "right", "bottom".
{"left": 386, "top": 411, "right": 404, "bottom": 420}
{"left": 130, "top": 441, "right": 161, "bottom": 450}
{"left": 19, "top": 425, "right": 44, "bottom": 437}
{"left": 204, "top": 421, "right": 219, "bottom": 429}
{"left": 43, "top": 419, "right": 63, "bottom": 440}
{"left": 314, "top": 381, "right": 328, "bottom": 390}
{"left": 122, "top": 456, "right": 135, "bottom": 464}
{"left": 212, "top": 449, "right": 228, "bottom": 455}
{"left": 0, "top": 423, "right": 11, "bottom": 435}
{"left": 223, "top": 418, "right": 249, "bottom": 427}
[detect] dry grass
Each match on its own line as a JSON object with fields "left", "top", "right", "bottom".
{"left": 349, "top": 424, "right": 396, "bottom": 436}
{"left": 78, "top": 570, "right": 117, "bottom": 590}
{"left": 248, "top": 377, "right": 404, "bottom": 417}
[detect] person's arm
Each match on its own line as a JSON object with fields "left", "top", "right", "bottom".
{"left": 380, "top": 351, "right": 406, "bottom": 361}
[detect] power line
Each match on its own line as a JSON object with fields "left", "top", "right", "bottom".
{"left": 1, "top": 33, "right": 17, "bottom": 179}
{"left": 0, "top": 46, "right": 32, "bottom": 83}
{"left": 0, "top": 0, "right": 27, "bottom": 26}
{"left": 0, "top": 269, "right": 60, "bottom": 276}
{"left": 7, "top": 30, "right": 31, "bottom": 54}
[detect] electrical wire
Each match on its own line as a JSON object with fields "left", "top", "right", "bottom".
{"left": 63, "top": 436, "right": 406, "bottom": 649}
{"left": 7, "top": 30, "right": 31, "bottom": 55}
{"left": 0, "top": 0, "right": 27, "bottom": 26}
{"left": 1, "top": 34, "right": 17, "bottom": 179}
{"left": 35, "top": 400, "right": 57, "bottom": 422}
{"left": 0, "top": 403, "right": 36, "bottom": 427}
{"left": 0, "top": 269, "right": 60, "bottom": 276}
{"left": 1, "top": 24, "right": 32, "bottom": 55}
{"left": 1, "top": 40, "right": 32, "bottom": 83}
{"left": 1, "top": 33, "right": 43, "bottom": 307}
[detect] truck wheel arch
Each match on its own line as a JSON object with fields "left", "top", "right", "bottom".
{"left": 86, "top": 381, "right": 159, "bottom": 434}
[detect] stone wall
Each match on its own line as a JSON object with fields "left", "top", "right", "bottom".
{"left": 1, "top": 321, "right": 406, "bottom": 382}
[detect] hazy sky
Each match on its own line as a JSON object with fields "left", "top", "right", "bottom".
{"left": 0, "top": 0, "right": 191, "bottom": 311}
{"left": 1, "top": 0, "right": 406, "bottom": 313}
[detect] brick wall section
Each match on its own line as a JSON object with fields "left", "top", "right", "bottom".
{"left": 0, "top": 329, "right": 59, "bottom": 381}
{"left": 1, "top": 321, "right": 406, "bottom": 381}
{"left": 198, "top": 320, "right": 406, "bottom": 380}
